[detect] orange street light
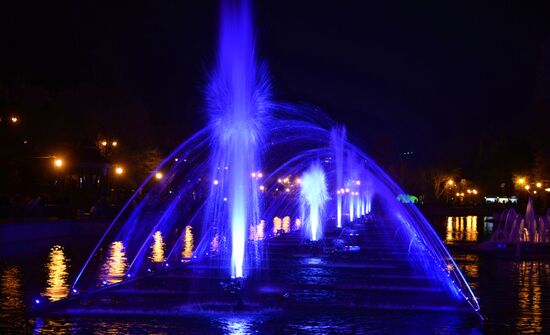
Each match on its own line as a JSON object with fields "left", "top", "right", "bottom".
{"left": 54, "top": 158, "right": 64, "bottom": 168}
{"left": 115, "top": 166, "right": 124, "bottom": 175}
{"left": 155, "top": 172, "right": 163, "bottom": 180}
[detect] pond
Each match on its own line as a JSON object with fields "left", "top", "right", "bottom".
{"left": 1, "top": 216, "right": 548, "bottom": 334}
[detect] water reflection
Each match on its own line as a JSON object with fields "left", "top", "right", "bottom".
{"left": 211, "top": 233, "right": 220, "bottom": 253}
{"left": 455, "top": 254, "right": 480, "bottom": 291}
{"left": 1, "top": 266, "right": 24, "bottom": 312}
{"left": 150, "top": 231, "right": 165, "bottom": 263}
{"left": 33, "top": 318, "right": 74, "bottom": 335}
{"left": 218, "top": 317, "right": 254, "bottom": 335}
{"left": 295, "top": 218, "right": 301, "bottom": 230}
{"left": 100, "top": 241, "right": 128, "bottom": 285}
{"left": 257, "top": 220, "right": 265, "bottom": 240}
{"left": 282, "top": 216, "right": 291, "bottom": 233}
{"left": 445, "top": 216, "right": 478, "bottom": 243}
{"left": 517, "top": 262, "right": 548, "bottom": 333}
{"left": 42, "top": 245, "right": 70, "bottom": 302}
{"left": 249, "top": 220, "right": 265, "bottom": 241}
{"left": 182, "top": 225, "right": 194, "bottom": 260}
{"left": 273, "top": 216, "right": 282, "bottom": 234}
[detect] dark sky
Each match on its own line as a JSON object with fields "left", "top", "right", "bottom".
{"left": 1, "top": 1, "right": 548, "bottom": 166}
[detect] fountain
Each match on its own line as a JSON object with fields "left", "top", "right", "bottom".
{"left": 330, "top": 127, "right": 346, "bottom": 228}
{"left": 36, "top": 0, "right": 481, "bottom": 318}
{"left": 491, "top": 198, "right": 550, "bottom": 244}
{"left": 300, "top": 162, "right": 329, "bottom": 241}
{"left": 485, "top": 198, "right": 550, "bottom": 258}
{"left": 205, "top": 0, "right": 267, "bottom": 279}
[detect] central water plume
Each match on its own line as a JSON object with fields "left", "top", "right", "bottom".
{"left": 205, "top": 0, "right": 270, "bottom": 278}
{"left": 300, "top": 162, "right": 329, "bottom": 241}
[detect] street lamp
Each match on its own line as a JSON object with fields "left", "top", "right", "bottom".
{"left": 10, "top": 116, "right": 19, "bottom": 124}
{"left": 155, "top": 172, "right": 163, "bottom": 180}
{"left": 54, "top": 158, "right": 63, "bottom": 168}
{"left": 115, "top": 166, "right": 124, "bottom": 175}
{"left": 536, "top": 182, "right": 542, "bottom": 188}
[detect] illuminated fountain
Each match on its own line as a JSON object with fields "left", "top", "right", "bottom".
{"left": 331, "top": 127, "right": 346, "bottom": 228}
{"left": 300, "top": 163, "right": 329, "bottom": 241}
{"left": 490, "top": 197, "right": 550, "bottom": 244}
{"left": 45, "top": 0, "right": 481, "bottom": 318}
{"left": 204, "top": 0, "right": 267, "bottom": 279}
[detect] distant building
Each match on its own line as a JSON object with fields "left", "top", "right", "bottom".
{"left": 484, "top": 196, "right": 518, "bottom": 204}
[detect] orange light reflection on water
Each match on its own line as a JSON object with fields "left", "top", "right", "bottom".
{"left": 150, "top": 231, "right": 166, "bottom": 263}
{"left": 182, "top": 226, "right": 194, "bottom": 260}
{"left": 42, "top": 245, "right": 70, "bottom": 301}
{"left": 1, "top": 266, "right": 24, "bottom": 312}
{"left": 100, "top": 241, "right": 128, "bottom": 285}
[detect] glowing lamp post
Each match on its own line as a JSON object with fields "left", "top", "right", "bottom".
{"left": 54, "top": 158, "right": 64, "bottom": 168}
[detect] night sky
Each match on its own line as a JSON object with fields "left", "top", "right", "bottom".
{"left": 1, "top": 1, "right": 548, "bottom": 168}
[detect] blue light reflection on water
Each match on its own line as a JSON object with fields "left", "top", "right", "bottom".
{"left": 24, "top": 312, "right": 482, "bottom": 335}
{"left": 216, "top": 317, "right": 255, "bottom": 335}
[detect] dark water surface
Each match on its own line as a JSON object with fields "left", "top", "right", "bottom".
{"left": 1, "top": 216, "right": 549, "bottom": 334}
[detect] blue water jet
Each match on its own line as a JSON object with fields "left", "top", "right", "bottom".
{"left": 205, "top": 0, "right": 270, "bottom": 278}
{"left": 300, "top": 162, "right": 329, "bottom": 241}
{"left": 330, "top": 126, "right": 346, "bottom": 228}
